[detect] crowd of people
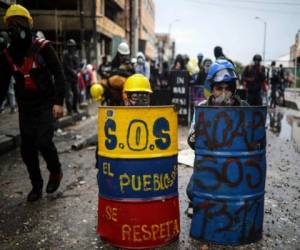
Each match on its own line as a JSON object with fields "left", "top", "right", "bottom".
{"left": 0, "top": 33, "right": 291, "bottom": 116}
{"left": 0, "top": 3, "right": 294, "bottom": 204}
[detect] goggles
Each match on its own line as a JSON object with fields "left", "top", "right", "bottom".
{"left": 214, "top": 85, "right": 232, "bottom": 92}
{"left": 127, "top": 92, "right": 150, "bottom": 106}
{"left": 212, "top": 68, "right": 238, "bottom": 83}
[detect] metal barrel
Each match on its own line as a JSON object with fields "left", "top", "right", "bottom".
{"left": 190, "top": 106, "right": 267, "bottom": 245}
{"left": 97, "top": 196, "right": 180, "bottom": 249}
{"left": 96, "top": 106, "right": 180, "bottom": 248}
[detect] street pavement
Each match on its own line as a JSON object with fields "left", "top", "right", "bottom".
{"left": 0, "top": 103, "right": 299, "bottom": 250}
{"left": 0, "top": 107, "right": 89, "bottom": 155}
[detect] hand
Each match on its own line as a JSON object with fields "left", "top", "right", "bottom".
{"left": 52, "top": 105, "right": 64, "bottom": 119}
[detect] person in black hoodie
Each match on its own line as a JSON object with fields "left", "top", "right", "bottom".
{"left": 62, "top": 38, "right": 80, "bottom": 114}
{"left": 0, "top": 4, "right": 66, "bottom": 202}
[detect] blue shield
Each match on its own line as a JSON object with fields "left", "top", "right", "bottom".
{"left": 190, "top": 106, "right": 267, "bottom": 245}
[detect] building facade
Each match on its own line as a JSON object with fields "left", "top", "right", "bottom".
{"left": 290, "top": 30, "right": 300, "bottom": 68}
{"left": 290, "top": 30, "right": 300, "bottom": 87}
{"left": 0, "top": 0, "right": 156, "bottom": 65}
{"left": 138, "top": 0, "right": 155, "bottom": 59}
{"left": 155, "top": 33, "right": 176, "bottom": 70}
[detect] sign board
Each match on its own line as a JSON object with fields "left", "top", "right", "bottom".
{"left": 169, "top": 70, "right": 190, "bottom": 125}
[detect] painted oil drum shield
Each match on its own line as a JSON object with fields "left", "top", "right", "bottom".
{"left": 97, "top": 106, "right": 178, "bottom": 159}
{"left": 194, "top": 106, "right": 266, "bottom": 152}
{"left": 190, "top": 106, "right": 267, "bottom": 245}
{"left": 192, "top": 154, "right": 266, "bottom": 196}
{"left": 97, "top": 196, "right": 180, "bottom": 249}
{"left": 190, "top": 195, "right": 264, "bottom": 245}
{"left": 98, "top": 155, "right": 178, "bottom": 199}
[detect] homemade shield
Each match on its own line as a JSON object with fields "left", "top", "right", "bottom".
{"left": 190, "top": 106, "right": 267, "bottom": 245}
{"left": 96, "top": 106, "right": 180, "bottom": 249}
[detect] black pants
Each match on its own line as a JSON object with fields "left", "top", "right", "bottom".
{"left": 247, "top": 90, "right": 262, "bottom": 106}
{"left": 65, "top": 81, "right": 79, "bottom": 113}
{"left": 270, "top": 86, "right": 277, "bottom": 108}
{"left": 85, "top": 85, "right": 92, "bottom": 101}
{"left": 19, "top": 108, "right": 61, "bottom": 188}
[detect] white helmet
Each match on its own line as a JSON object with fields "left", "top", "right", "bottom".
{"left": 117, "top": 42, "right": 130, "bottom": 55}
{"left": 136, "top": 51, "right": 145, "bottom": 60}
{"left": 86, "top": 64, "right": 93, "bottom": 71}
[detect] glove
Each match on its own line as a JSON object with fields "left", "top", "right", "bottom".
{"left": 187, "top": 132, "right": 195, "bottom": 150}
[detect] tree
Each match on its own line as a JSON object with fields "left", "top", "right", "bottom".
{"left": 233, "top": 61, "right": 244, "bottom": 76}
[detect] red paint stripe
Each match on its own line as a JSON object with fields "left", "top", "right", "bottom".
{"left": 97, "top": 196, "right": 180, "bottom": 249}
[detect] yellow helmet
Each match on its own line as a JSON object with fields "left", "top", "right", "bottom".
{"left": 90, "top": 84, "right": 104, "bottom": 101}
{"left": 123, "top": 74, "right": 152, "bottom": 93}
{"left": 3, "top": 4, "right": 33, "bottom": 28}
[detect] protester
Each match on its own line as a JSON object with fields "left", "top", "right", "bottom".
{"left": 135, "top": 52, "right": 150, "bottom": 79}
{"left": 111, "top": 42, "right": 132, "bottom": 72}
{"left": 269, "top": 61, "right": 280, "bottom": 108}
{"left": 159, "top": 61, "right": 170, "bottom": 89}
{"left": 195, "top": 58, "right": 213, "bottom": 85}
{"left": 149, "top": 59, "right": 160, "bottom": 90}
{"left": 78, "top": 64, "right": 94, "bottom": 103}
{"left": 103, "top": 41, "right": 134, "bottom": 105}
{"left": 242, "top": 54, "right": 266, "bottom": 106}
{"left": 0, "top": 77, "right": 17, "bottom": 114}
{"left": 214, "top": 46, "right": 235, "bottom": 66}
{"left": 186, "top": 59, "right": 247, "bottom": 216}
{"left": 0, "top": 4, "right": 66, "bottom": 202}
{"left": 123, "top": 73, "right": 152, "bottom": 106}
{"left": 197, "top": 53, "right": 204, "bottom": 70}
{"left": 63, "top": 38, "right": 80, "bottom": 114}
{"left": 278, "top": 64, "right": 286, "bottom": 106}
{"left": 97, "top": 55, "right": 111, "bottom": 80}
{"left": 172, "top": 54, "right": 187, "bottom": 70}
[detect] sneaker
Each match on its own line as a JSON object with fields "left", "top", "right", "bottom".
{"left": 187, "top": 207, "right": 193, "bottom": 218}
{"left": 185, "top": 202, "right": 193, "bottom": 218}
{"left": 27, "top": 187, "right": 43, "bottom": 202}
{"left": 10, "top": 107, "right": 17, "bottom": 114}
{"left": 46, "top": 171, "right": 63, "bottom": 194}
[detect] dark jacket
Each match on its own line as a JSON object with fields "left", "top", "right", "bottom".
{"left": 242, "top": 65, "right": 266, "bottom": 92}
{"left": 62, "top": 50, "right": 80, "bottom": 83}
{"left": 0, "top": 37, "right": 66, "bottom": 113}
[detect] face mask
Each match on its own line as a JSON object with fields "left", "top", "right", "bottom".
{"left": 127, "top": 92, "right": 150, "bottom": 106}
{"left": 254, "top": 60, "right": 260, "bottom": 66}
{"left": 67, "top": 46, "right": 77, "bottom": 54}
{"left": 137, "top": 57, "right": 144, "bottom": 65}
{"left": 214, "top": 93, "right": 234, "bottom": 105}
{"left": 215, "top": 92, "right": 226, "bottom": 103}
{"left": 7, "top": 27, "right": 31, "bottom": 52}
{"left": 7, "top": 25, "right": 29, "bottom": 40}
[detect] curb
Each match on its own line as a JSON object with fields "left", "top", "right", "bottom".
{"left": 284, "top": 88, "right": 300, "bottom": 111}
{"left": 284, "top": 100, "right": 299, "bottom": 111}
{"left": 0, "top": 110, "right": 90, "bottom": 156}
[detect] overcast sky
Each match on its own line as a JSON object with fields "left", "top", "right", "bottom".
{"left": 154, "top": 0, "right": 300, "bottom": 65}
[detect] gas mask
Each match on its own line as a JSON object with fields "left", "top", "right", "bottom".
{"left": 7, "top": 26, "right": 30, "bottom": 41}
{"left": 126, "top": 92, "right": 150, "bottom": 106}
{"left": 6, "top": 18, "right": 32, "bottom": 51}
{"left": 137, "top": 57, "right": 144, "bottom": 65}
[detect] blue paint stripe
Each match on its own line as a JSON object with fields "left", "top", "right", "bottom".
{"left": 97, "top": 155, "right": 178, "bottom": 199}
